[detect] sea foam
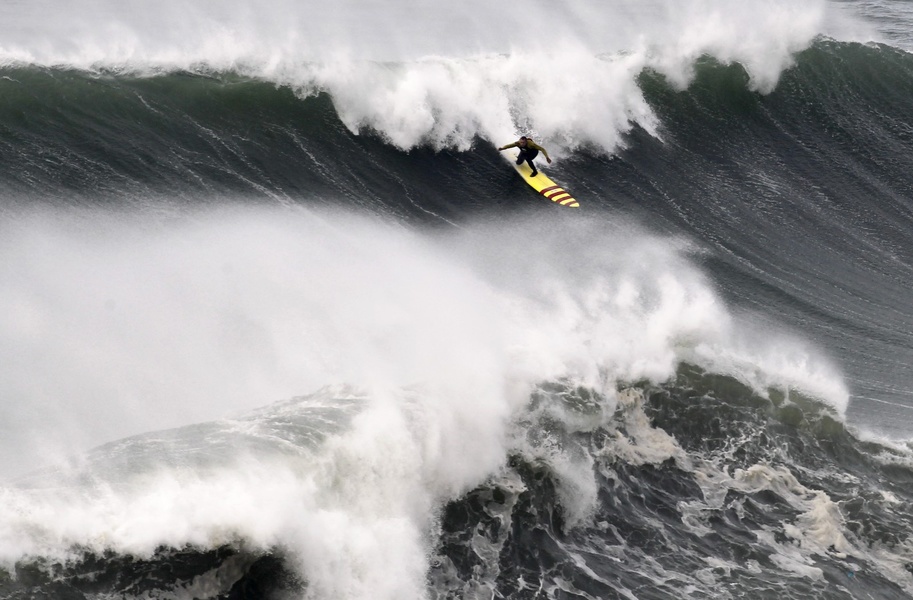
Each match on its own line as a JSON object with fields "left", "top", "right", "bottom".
{"left": 0, "top": 205, "right": 851, "bottom": 598}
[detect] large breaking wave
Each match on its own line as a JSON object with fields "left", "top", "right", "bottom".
{"left": 3, "top": 1, "right": 913, "bottom": 598}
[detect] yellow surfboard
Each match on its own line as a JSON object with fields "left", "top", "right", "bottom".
{"left": 511, "top": 153, "right": 579, "bottom": 208}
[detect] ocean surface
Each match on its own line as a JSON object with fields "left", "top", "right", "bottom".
{"left": 2, "top": 0, "right": 913, "bottom": 598}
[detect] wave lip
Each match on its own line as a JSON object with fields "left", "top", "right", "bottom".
{"left": 0, "top": 0, "right": 866, "bottom": 157}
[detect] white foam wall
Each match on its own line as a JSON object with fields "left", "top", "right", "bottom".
{"left": 0, "top": 205, "right": 851, "bottom": 598}
{"left": 0, "top": 207, "right": 849, "bottom": 475}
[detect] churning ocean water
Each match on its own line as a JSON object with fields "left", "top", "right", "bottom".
{"left": 2, "top": 0, "right": 913, "bottom": 598}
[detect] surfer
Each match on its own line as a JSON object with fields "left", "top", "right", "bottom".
{"left": 498, "top": 136, "right": 552, "bottom": 177}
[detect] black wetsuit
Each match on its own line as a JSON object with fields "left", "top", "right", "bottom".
{"left": 516, "top": 147, "right": 539, "bottom": 172}
{"left": 500, "top": 139, "right": 550, "bottom": 175}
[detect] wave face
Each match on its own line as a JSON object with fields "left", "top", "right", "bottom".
{"left": 3, "top": 1, "right": 913, "bottom": 599}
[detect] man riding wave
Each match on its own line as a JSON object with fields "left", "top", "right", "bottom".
{"left": 498, "top": 136, "right": 552, "bottom": 177}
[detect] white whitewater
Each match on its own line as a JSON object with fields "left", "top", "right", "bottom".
{"left": 0, "top": 207, "right": 850, "bottom": 598}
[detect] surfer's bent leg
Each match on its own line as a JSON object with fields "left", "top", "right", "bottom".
{"left": 517, "top": 149, "right": 539, "bottom": 174}
{"left": 525, "top": 149, "right": 539, "bottom": 175}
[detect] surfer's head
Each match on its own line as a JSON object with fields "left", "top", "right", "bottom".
{"left": 519, "top": 136, "right": 528, "bottom": 146}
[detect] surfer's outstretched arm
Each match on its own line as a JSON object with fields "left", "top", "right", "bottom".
{"left": 500, "top": 137, "right": 552, "bottom": 163}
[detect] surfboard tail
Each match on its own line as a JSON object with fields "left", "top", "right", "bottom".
{"left": 539, "top": 185, "right": 579, "bottom": 208}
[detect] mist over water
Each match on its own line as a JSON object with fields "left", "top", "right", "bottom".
{"left": 0, "top": 206, "right": 501, "bottom": 477}
{"left": 0, "top": 206, "right": 847, "bottom": 480}
{"left": 1, "top": 0, "right": 841, "bottom": 62}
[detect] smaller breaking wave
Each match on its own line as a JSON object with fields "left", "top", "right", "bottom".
{"left": 0, "top": 206, "right": 858, "bottom": 599}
